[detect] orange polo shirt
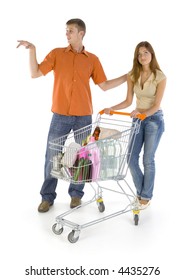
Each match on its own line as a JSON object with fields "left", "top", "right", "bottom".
{"left": 38, "top": 45, "right": 107, "bottom": 116}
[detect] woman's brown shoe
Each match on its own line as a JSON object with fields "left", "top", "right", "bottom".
{"left": 139, "top": 199, "right": 150, "bottom": 210}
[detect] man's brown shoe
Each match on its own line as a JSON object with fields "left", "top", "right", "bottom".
{"left": 70, "top": 197, "right": 81, "bottom": 209}
{"left": 38, "top": 200, "right": 53, "bottom": 213}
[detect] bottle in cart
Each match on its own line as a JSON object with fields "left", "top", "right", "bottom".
{"left": 92, "top": 126, "right": 101, "bottom": 141}
{"left": 106, "top": 140, "right": 116, "bottom": 178}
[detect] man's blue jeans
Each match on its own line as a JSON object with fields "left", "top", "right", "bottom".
{"left": 128, "top": 110, "right": 165, "bottom": 200}
{"left": 40, "top": 113, "right": 92, "bottom": 203}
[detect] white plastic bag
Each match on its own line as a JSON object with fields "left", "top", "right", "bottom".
{"left": 61, "top": 142, "right": 81, "bottom": 167}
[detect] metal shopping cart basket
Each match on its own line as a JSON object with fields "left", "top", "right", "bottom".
{"left": 49, "top": 110, "right": 146, "bottom": 243}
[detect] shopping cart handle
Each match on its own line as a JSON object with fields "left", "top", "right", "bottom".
{"left": 99, "top": 110, "right": 147, "bottom": 120}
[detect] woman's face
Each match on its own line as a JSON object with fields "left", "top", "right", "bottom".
{"left": 137, "top": 47, "right": 152, "bottom": 66}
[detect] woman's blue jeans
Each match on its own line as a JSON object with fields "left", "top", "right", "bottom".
{"left": 40, "top": 113, "right": 92, "bottom": 203}
{"left": 128, "top": 110, "right": 164, "bottom": 200}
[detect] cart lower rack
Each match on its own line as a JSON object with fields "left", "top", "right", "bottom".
{"left": 49, "top": 111, "right": 146, "bottom": 243}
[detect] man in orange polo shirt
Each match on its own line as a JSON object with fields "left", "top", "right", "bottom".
{"left": 17, "top": 18, "right": 127, "bottom": 212}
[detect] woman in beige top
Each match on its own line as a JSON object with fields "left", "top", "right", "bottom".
{"left": 104, "top": 41, "right": 166, "bottom": 209}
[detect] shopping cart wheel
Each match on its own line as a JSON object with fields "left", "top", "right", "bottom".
{"left": 52, "top": 223, "right": 64, "bottom": 235}
{"left": 134, "top": 214, "right": 139, "bottom": 226}
{"left": 68, "top": 230, "right": 79, "bottom": 243}
{"left": 98, "top": 202, "right": 105, "bottom": 213}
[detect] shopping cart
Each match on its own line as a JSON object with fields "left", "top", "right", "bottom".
{"left": 49, "top": 110, "right": 146, "bottom": 243}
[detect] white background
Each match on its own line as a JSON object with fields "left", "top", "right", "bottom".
{"left": 0, "top": 0, "right": 184, "bottom": 279}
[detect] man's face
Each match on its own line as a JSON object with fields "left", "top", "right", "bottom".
{"left": 66, "top": 24, "right": 83, "bottom": 45}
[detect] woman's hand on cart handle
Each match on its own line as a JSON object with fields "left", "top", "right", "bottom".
{"left": 130, "top": 109, "right": 147, "bottom": 120}
{"left": 99, "top": 109, "right": 147, "bottom": 121}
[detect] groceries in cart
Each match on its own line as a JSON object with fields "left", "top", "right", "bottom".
{"left": 50, "top": 126, "right": 102, "bottom": 183}
{"left": 50, "top": 124, "right": 125, "bottom": 183}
